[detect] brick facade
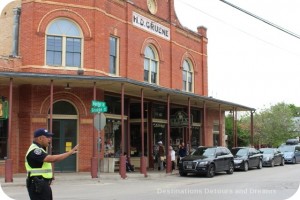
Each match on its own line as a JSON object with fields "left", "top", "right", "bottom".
{"left": 0, "top": 0, "right": 238, "bottom": 176}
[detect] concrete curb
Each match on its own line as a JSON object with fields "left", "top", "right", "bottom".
{"left": 0, "top": 171, "right": 179, "bottom": 187}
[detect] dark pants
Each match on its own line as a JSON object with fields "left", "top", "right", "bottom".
{"left": 172, "top": 161, "right": 175, "bottom": 170}
{"left": 27, "top": 177, "right": 53, "bottom": 200}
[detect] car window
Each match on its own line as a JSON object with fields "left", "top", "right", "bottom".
{"left": 278, "top": 145, "right": 295, "bottom": 152}
{"left": 235, "top": 148, "right": 248, "bottom": 156}
{"left": 204, "top": 148, "right": 216, "bottom": 157}
{"left": 260, "top": 148, "right": 273, "bottom": 154}
{"left": 216, "top": 148, "right": 222, "bottom": 156}
{"left": 191, "top": 147, "right": 216, "bottom": 157}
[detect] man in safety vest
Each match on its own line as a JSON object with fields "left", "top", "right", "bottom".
{"left": 25, "top": 128, "right": 79, "bottom": 200}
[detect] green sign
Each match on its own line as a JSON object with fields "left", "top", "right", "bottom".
{"left": 0, "top": 100, "right": 8, "bottom": 120}
{"left": 92, "top": 100, "right": 106, "bottom": 108}
{"left": 91, "top": 107, "right": 108, "bottom": 113}
{"left": 91, "top": 100, "right": 107, "bottom": 113}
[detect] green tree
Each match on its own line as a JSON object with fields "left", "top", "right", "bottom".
{"left": 288, "top": 104, "right": 300, "bottom": 117}
{"left": 226, "top": 103, "right": 298, "bottom": 148}
{"left": 225, "top": 114, "right": 250, "bottom": 149}
{"left": 239, "top": 102, "right": 297, "bottom": 147}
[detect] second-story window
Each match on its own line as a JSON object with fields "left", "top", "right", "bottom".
{"left": 144, "top": 46, "right": 158, "bottom": 84}
{"left": 182, "top": 59, "right": 193, "bottom": 92}
{"left": 109, "top": 36, "right": 119, "bottom": 75}
{"left": 46, "top": 18, "right": 82, "bottom": 67}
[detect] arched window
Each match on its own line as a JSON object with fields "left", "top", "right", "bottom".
{"left": 46, "top": 18, "right": 82, "bottom": 67}
{"left": 144, "top": 46, "right": 158, "bottom": 84}
{"left": 48, "top": 101, "right": 77, "bottom": 115}
{"left": 182, "top": 59, "right": 193, "bottom": 92}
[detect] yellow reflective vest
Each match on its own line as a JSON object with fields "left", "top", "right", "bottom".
{"left": 25, "top": 143, "right": 53, "bottom": 179}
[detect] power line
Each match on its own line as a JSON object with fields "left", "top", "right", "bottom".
{"left": 176, "top": 0, "right": 300, "bottom": 57}
{"left": 219, "top": 0, "right": 300, "bottom": 39}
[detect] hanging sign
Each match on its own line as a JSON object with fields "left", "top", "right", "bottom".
{"left": 0, "top": 99, "right": 8, "bottom": 120}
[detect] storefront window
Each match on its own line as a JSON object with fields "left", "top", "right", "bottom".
{"left": 130, "top": 103, "right": 147, "bottom": 119}
{"left": 0, "top": 119, "right": 8, "bottom": 160}
{"left": 153, "top": 123, "right": 166, "bottom": 159}
{"left": 152, "top": 104, "right": 166, "bottom": 119}
{"left": 191, "top": 126, "right": 201, "bottom": 149}
{"left": 191, "top": 109, "right": 201, "bottom": 123}
{"left": 130, "top": 123, "right": 147, "bottom": 157}
{"left": 105, "top": 96, "right": 121, "bottom": 115}
{"left": 104, "top": 119, "right": 121, "bottom": 157}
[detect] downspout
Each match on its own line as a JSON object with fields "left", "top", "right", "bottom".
{"left": 11, "top": 7, "right": 21, "bottom": 57}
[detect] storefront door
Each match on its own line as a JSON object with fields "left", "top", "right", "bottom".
{"left": 52, "top": 119, "right": 77, "bottom": 172}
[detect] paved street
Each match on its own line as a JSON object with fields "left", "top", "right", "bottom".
{"left": 1, "top": 164, "right": 300, "bottom": 200}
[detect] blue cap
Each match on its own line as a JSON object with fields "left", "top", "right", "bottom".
{"left": 34, "top": 128, "right": 53, "bottom": 138}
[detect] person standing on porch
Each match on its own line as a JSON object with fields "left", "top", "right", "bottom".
{"left": 25, "top": 128, "right": 79, "bottom": 200}
{"left": 169, "top": 146, "right": 176, "bottom": 171}
{"left": 178, "top": 142, "right": 187, "bottom": 160}
{"left": 157, "top": 141, "right": 165, "bottom": 170}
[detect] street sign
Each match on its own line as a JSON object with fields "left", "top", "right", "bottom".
{"left": 91, "top": 100, "right": 107, "bottom": 113}
{"left": 91, "top": 107, "right": 108, "bottom": 113}
{"left": 94, "top": 113, "right": 106, "bottom": 131}
{"left": 92, "top": 100, "right": 106, "bottom": 108}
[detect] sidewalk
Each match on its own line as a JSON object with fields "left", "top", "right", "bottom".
{"left": 0, "top": 170, "right": 179, "bottom": 187}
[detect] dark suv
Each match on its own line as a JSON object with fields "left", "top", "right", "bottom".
{"left": 231, "top": 147, "right": 263, "bottom": 171}
{"left": 178, "top": 146, "right": 234, "bottom": 178}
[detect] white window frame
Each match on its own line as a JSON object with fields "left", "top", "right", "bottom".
{"left": 45, "top": 18, "right": 83, "bottom": 68}
{"left": 144, "top": 45, "right": 159, "bottom": 84}
{"left": 109, "top": 36, "right": 119, "bottom": 75}
{"left": 182, "top": 59, "right": 194, "bottom": 92}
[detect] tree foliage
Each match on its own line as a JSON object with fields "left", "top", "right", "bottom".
{"left": 255, "top": 103, "right": 296, "bottom": 147}
{"left": 225, "top": 114, "right": 250, "bottom": 149}
{"left": 226, "top": 102, "right": 298, "bottom": 148}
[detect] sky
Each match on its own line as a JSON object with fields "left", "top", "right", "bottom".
{"left": 1, "top": 0, "right": 300, "bottom": 111}
{"left": 1, "top": 2, "right": 300, "bottom": 199}
{"left": 174, "top": 0, "right": 300, "bottom": 111}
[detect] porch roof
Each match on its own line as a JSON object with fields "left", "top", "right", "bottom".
{"left": 0, "top": 72, "right": 255, "bottom": 112}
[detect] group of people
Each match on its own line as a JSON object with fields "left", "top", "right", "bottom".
{"left": 25, "top": 127, "right": 189, "bottom": 200}
{"left": 156, "top": 141, "right": 187, "bottom": 171}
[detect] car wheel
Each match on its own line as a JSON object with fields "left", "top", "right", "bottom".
{"left": 271, "top": 160, "right": 275, "bottom": 167}
{"left": 179, "top": 171, "right": 187, "bottom": 176}
{"left": 257, "top": 160, "right": 262, "bottom": 169}
{"left": 280, "top": 158, "right": 285, "bottom": 166}
{"left": 243, "top": 161, "right": 249, "bottom": 171}
{"left": 226, "top": 162, "right": 234, "bottom": 174}
{"left": 206, "top": 164, "right": 215, "bottom": 178}
{"left": 292, "top": 157, "right": 296, "bottom": 164}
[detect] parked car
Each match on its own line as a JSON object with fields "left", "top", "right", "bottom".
{"left": 259, "top": 148, "right": 285, "bottom": 167}
{"left": 231, "top": 147, "right": 263, "bottom": 171}
{"left": 278, "top": 140, "right": 300, "bottom": 164}
{"left": 178, "top": 146, "right": 234, "bottom": 178}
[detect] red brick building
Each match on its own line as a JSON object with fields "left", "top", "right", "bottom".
{"left": 0, "top": 0, "right": 255, "bottom": 178}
